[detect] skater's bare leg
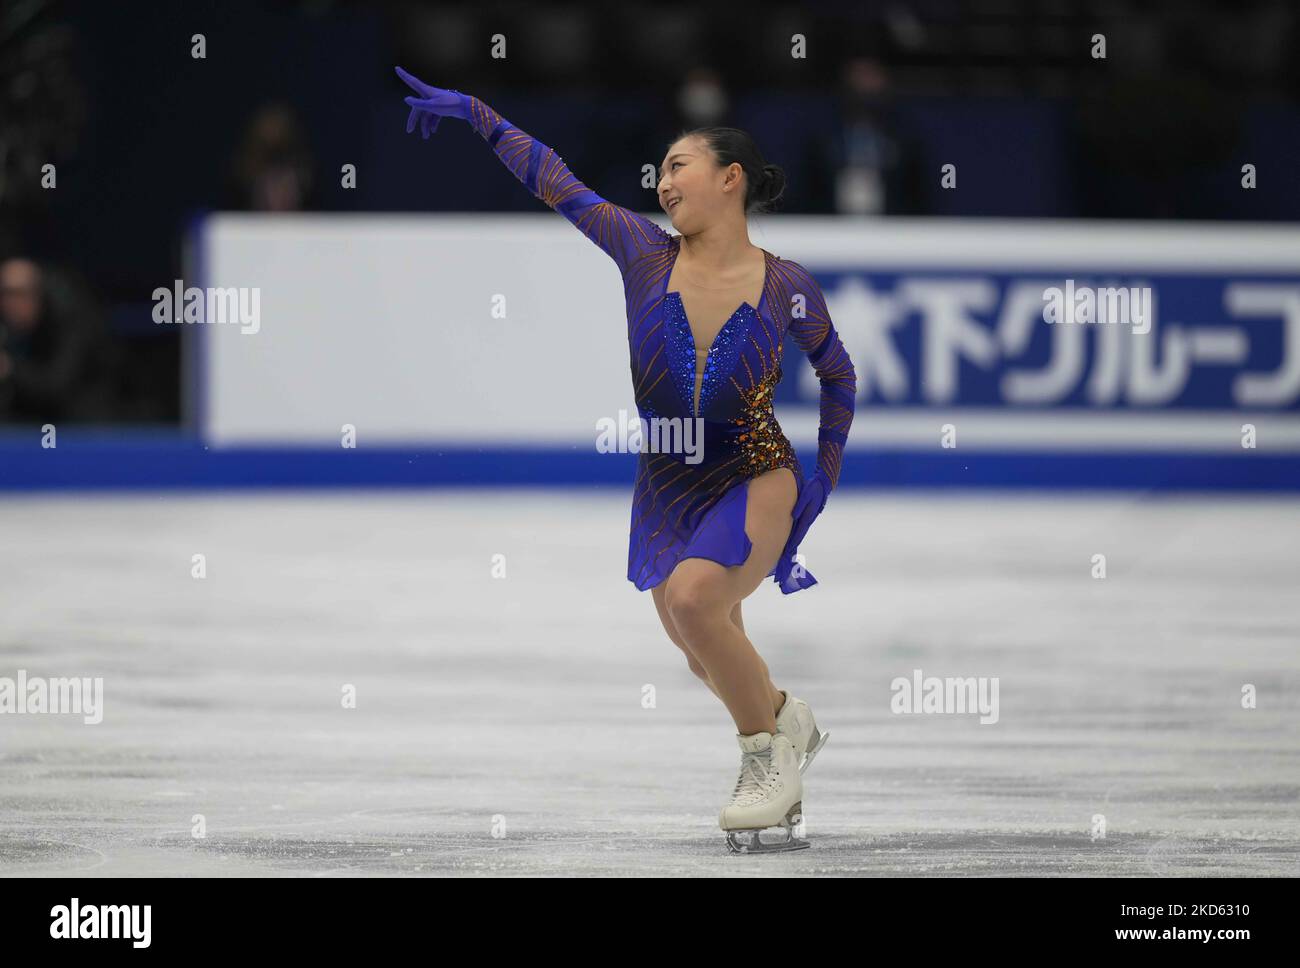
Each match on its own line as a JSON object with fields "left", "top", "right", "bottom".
{"left": 652, "top": 586, "right": 784, "bottom": 713}
{"left": 727, "top": 601, "right": 786, "bottom": 714}
{"left": 651, "top": 582, "right": 722, "bottom": 696}
{"left": 663, "top": 467, "right": 798, "bottom": 735}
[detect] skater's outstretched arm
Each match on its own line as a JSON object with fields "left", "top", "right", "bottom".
{"left": 396, "top": 66, "right": 671, "bottom": 275}
{"left": 782, "top": 260, "right": 856, "bottom": 545}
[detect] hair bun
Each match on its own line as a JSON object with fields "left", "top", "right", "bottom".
{"left": 760, "top": 164, "right": 786, "bottom": 209}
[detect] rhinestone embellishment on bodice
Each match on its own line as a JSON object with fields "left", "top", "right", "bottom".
{"left": 663, "top": 291, "right": 755, "bottom": 417}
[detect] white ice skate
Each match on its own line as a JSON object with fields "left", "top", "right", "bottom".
{"left": 719, "top": 730, "right": 809, "bottom": 854}
{"left": 775, "top": 691, "right": 829, "bottom": 775}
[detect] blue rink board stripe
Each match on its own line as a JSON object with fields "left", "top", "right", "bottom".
{"left": 0, "top": 438, "right": 1297, "bottom": 490}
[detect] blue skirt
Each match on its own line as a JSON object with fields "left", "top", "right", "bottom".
{"left": 627, "top": 452, "right": 818, "bottom": 595}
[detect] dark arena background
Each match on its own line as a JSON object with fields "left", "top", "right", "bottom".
{"left": 0, "top": 0, "right": 1295, "bottom": 936}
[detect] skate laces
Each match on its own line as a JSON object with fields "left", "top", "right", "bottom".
{"left": 731, "top": 746, "right": 776, "bottom": 806}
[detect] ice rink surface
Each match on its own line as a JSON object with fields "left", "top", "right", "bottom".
{"left": 1, "top": 489, "right": 1297, "bottom": 877}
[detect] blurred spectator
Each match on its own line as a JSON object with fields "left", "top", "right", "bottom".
{"left": 832, "top": 58, "right": 923, "bottom": 215}
{"left": 675, "top": 68, "right": 729, "bottom": 130}
{"left": 0, "top": 257, "right": 114, "bottom": 424}
{"left": 228, "top": 102, "right": 318, "bottom": 212}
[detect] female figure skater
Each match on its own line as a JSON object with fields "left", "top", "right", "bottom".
{"left": 397, "top": 68, "right": 856, "bottom": 853}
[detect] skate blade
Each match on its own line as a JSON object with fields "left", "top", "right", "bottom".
{"left": 726, "top": 831, "right": 810, "bottom": 854}
{"left": 724, "top": 804, "right": 810, "bottom": 854}
{"left": 799, "top": 729, "right": 829, "bottom": 775}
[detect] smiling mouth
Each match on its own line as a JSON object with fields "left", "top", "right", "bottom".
{"left": 667, "top": 198, "right": 682, "bottom": 211}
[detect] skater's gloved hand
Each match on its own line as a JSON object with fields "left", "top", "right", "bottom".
{"left": 786, "top": 468, "right": 832, "bottom": 555}
{"left": 395, "top": 66, "right": 472, "bottom": 139}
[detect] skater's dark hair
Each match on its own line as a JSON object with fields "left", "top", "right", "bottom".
{"left": 673, "top": 127, "right": 786, "bottom": 215}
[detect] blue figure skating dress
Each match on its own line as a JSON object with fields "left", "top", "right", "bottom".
{"left": 463, "top": 97, "right": 856, "bottom": 593}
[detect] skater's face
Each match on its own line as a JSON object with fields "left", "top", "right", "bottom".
{"left": 658, "top": 135, "right": 748, "bottom": 231}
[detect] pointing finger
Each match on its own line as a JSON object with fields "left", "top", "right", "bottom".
{"left": 394, "top": 65, "right": 432, "bottom": 96}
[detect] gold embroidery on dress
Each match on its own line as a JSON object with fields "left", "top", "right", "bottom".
{"left": 730, "top": 344, "right": 798, "bottom": 478}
